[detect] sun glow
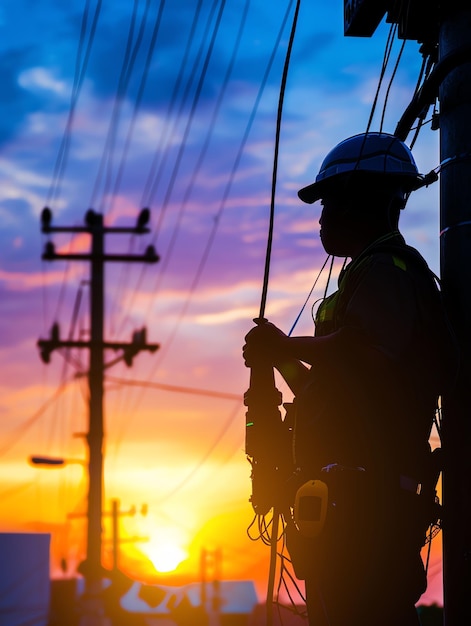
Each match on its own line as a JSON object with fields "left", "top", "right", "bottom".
{"left": 145, "top": 530, "right": 188, "bottom": 573}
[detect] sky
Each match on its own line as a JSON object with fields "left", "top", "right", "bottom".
{"left": 0, "top": 0, "right": 444, "bottom": 608}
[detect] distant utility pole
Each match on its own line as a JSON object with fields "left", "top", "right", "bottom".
{"left": 344, "top": 2, "right": 471, "bottom": 625}
{"left": 38, "top": 207, "right": 159, "bottom": 625}
{"left": 107, "top": 499, "right": 148, "bottom": 571}
{"left": 200, "top": 547, "right": 222, "bottom": 625}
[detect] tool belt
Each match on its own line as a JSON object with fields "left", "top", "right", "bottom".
{"left": 286, "top": 461, "right": 440, "bottom": 581}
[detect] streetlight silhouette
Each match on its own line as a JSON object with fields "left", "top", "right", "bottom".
{"left": 29, "top": 455, "right": 86, "bottom": 467}
{"left": 29, "top": 456, "right": 148, "bottom": 574}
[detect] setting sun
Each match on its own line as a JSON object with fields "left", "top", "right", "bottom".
{"left": 145, "top": 531, "right": 188, "bottom": 573}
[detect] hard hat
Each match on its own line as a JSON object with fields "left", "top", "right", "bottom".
{"left": 298, "top": 132, "right": 421, "bottom": 204}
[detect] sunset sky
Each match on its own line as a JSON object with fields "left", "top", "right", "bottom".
{"left": 0, "top": 0, "right": 443, "bottom": 606}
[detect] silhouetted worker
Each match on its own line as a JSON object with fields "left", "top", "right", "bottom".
{"left": 243, "top": 133, "right": 455, "bottom": 626}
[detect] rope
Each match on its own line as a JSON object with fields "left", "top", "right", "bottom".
{"left": 258, "top": 0, "right": 301, "bottom": 321}
{"left": 254, "top": 2, "right": 301, "bottom": 625}
{"left": 288, "top": 255, "right": 332, "bottom": 336}
{"left": 266, "top": 509, "right": 280, "bottom": 626}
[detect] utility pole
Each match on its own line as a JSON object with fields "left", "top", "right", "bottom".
{"left": 107, "top": 499, "right": 148, "bottom": 571}
{"left": 68, "top": 499, "right": 149, "bottom": 573}
{"left": 112, "top": 500, "right": 120, "bottom": 573}
{"left": 200, "top": 547, "right": 222, "bottom": 626}
{"left": 438, "top": 6, "right": 471, "bottom": 625}
{"left": 344, "top": 2, "right": 471, "bottom": 624}
{"left": 38, "top": 207, "right": 159, "bottom": 625}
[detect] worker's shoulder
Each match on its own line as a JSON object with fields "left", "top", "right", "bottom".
{"left": 344, "top": 245, "right": 437, "bottom": 299}
{"left": 365, "top": 242, "right": 432, "bottom": 277}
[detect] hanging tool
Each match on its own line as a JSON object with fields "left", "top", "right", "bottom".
{"left": 244, "top": 318, "right": 289, "bottom": 516}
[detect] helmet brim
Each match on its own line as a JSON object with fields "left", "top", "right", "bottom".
{"left": 297, "top": 181, "right": 323, "bottom": 204}
{"left": 298, "top": 176, "right": 344, "bottom": 204}
{"left": 298, "top": 171, "right": 422, "bottom": 204}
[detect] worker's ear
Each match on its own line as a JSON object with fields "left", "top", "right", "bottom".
{"left": 391, "top": 188, "right": 407, "bottom": 211}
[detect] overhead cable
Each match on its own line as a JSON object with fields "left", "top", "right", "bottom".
{"left": 105, "top": 375, "right": 240, "bottom": 400}
{"left": 110, "top": 0, "right": 301, "bottom": 472}
{"left": 107, "top": 0, "right": 207, "bottom": 343}
{"left": 148, "top": 0, "right": 250, "bottom": 296}
{"left": 89, "top": 0, "right": 152, "bottom": 211}
{"left": 365, "top": 21, "right": 397, "bottom": 134}
{"left": 150, "top": 402, "right": 242, "bottom": 505}
{"left": 140, "top": 0, "right": 206, "bottom": 210}
{"left": 42, "top": 0, "right": 102, "bottom": 330}
{"left": 0, "top": 380, "right": 74, "bottom": 457}
{"left": 46, "top": 0, "right": 103, "bottom": 208}
{"left": 395, "top": 44, "right": 471, "bottom": 141}
{"left": 105, "top": 0, "right": 168, "bottom": 217}
{"left": 110, "top": 0, "right": 217, "bottom": 338}
{"left": 138, "top": 0, "right": 299, "bottom": 382}
{"left": 380, "top": 37, "right": 406, "bottom": 132}
{"left": 149, "top": 0, "right": 228, "bottom": 243}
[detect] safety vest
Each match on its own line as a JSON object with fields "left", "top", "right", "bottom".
{"left": 314, "top": 232, "right": 437, "bottom": 338}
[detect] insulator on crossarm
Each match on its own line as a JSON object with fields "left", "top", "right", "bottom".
{"left": 41, "top": 207, "right": 52, "bottom": 232}
{"left": 136, "top": 208, "right": 150, "bottom": 231}
{"left": 144, "top": 245, "right": 160, "bottom": 263}
{"left": 42, "top": 241, "right": 56, "bottom": 260}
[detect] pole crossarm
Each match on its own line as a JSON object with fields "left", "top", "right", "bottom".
{"left": 41, "top": 206, "right": 152, "bottom": 235}
{"left": 42, "top": 244, "right": 159, "bottom": 264}
{"left": 41, "top": 207, "right": 160, "bottom": 263}
{"left": 38, "top": 339, "right": 159, "bottom": 351}
{"left": 38, "top": 323, "right": 159, "bottom": 365}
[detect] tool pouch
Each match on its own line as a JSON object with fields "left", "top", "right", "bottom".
{"left": 286, "top": 464, "right": 371, "bottom": 580}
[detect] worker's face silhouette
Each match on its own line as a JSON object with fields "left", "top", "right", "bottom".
{"left": 318, "top": 175, "right": 402, "bottom": 257}
{"left": 319, "top": 188, "right": 360, "bottom": 257}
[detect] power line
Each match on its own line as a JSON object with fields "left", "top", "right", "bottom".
{"left": 142, "top": 0, "right": 220, "bottom": 227}
{"left": 107, "top": 0, "right": 230, "bottom": 371}
{"left": 141, "top": 0, "right": 297, "bottom": 371}
{"left": 140, "top": 0, "right": 205, "bottom": 210}
{"left": 366, "top": 21, "right": 397, "bottom": 133}
{"left": 89, "top": 0, "right": 151, "bottom": 211}
{"left": 46, "top": 0, "right": 103, "bottom": 208}
{"left": 0, "top": 482, "right": 34, "bottom": 501}
{"left": 42, "top": 0, "right": 103, "bottom": 335}
{"left": 150, "top": 402, "right": 242, "bottom": 505}
{"left": 145, "top": 0, "right": 250, "bottom": 297}
{"left": 107, "top": 1, "right": 298, "bottom": 444}
{"left": 107, "top": 0, "right": 207, "bottom": 341}
{"left": 106, "top": 2, "right": 300, "bottom": 499}
{"left": 101, "top": 0, "right": 168, "bottom": 216}
{"left": 379, "top": 37, "right": 407, "bottom": 132}
{"left": 149, "top": 0, "right": 228, "bottom": 244}
{"left": 0, "top": 379, "right": 74, "bottom": 457}
{"left": 106, "top": 0, "right": 237, "bottom": 424}
{"left": 105, "top": 375, "right": 240, "bottom": 400}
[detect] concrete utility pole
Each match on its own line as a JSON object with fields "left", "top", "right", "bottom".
{"left": 344, "top": 2, "right": 471, "bottom": 624}
{"left": 38, "top": 207, "right": 159, "bottom": 625}
{"left": 438, "top": 7, "right": 471, "bottom": 625}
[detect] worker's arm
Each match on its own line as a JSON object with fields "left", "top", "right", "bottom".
{"left": 244, "top": 322, "right": 388, "bottom": 396}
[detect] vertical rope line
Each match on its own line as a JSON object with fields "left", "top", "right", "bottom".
{"left": 258, "top": 0, "right": 301, "bottom": 320}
